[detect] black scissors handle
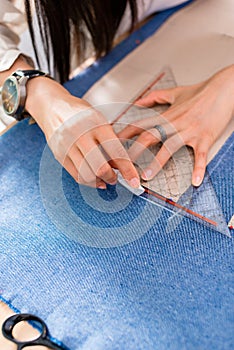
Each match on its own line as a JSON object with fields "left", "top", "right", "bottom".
{"left": 2, "top": 313, "right": 67, "bottom": 350}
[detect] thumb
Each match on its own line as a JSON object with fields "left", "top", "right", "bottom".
{"left": 136, "top": 87, "right": 180, "bottom": 107}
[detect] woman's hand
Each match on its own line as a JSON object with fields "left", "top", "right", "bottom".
{"left": 25, "top": 77, "right": 140, "bottom": 190}
{"left": 1, "top": 57, "right": 140, "bottom": 189}
{"left": 118, "top": 65, "right": 234, "bottom": 186}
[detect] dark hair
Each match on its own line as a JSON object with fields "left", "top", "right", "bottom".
{"left": 24, "top": 0, "right": 138, "bottom": 83}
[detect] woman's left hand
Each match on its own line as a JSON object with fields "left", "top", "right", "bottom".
{"left": 118, "top": 65, "right": 234, "bottom": 186}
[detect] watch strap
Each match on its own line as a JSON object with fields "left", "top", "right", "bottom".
{"left": 12, "top": 70, "right": 53, "bottom": 121}
{"left": 13, "top": 69, "right": 51, "bottom": 80}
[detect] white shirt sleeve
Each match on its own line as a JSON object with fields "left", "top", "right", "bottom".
{"left": 0, "top": 0, "right": 34, "bottom": 72}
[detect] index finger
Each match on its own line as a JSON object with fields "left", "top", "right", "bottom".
{"left": 136, "top": 87, "right": 179, "bottom": 107}
{"left": 97, "top": 126, "right": 141, "bottom": 188}
{"left": 117, "top": 114, "right": 165, "bottom": 140}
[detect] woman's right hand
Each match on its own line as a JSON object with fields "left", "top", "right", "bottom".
{"left": 25, "top": 76, "right": 140, "bottom": 190}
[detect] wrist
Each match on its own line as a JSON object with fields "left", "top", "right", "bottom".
{"left": 0, "top": 55, "right": 33, "bottom": 85}
{"left": 221, "top": 65, "right": 234, "bottom": 117}
{"left": 25, "top": 77, "right": 91, "bottom": 140}
{"left": 216, "top": 65, "right": 234, "bottom": 89}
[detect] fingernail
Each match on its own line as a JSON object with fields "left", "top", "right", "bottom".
{"left": 109, "top": 180, "right": 117, "bottom": 185}
{"left": 130, "top": 177, "right": 141, "bottom": 188}
{"left": 193, "top": 175, "right": 202, "bottom": 187}
{"left": 98, "top": 184, "right": 107, "bottom": 189}
{"left": 141, "top": 169, "right": 152, "bottom": 180}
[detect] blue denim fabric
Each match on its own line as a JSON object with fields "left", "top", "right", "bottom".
{"left": 0, "top": 2, "right": 233, "bottom": 349}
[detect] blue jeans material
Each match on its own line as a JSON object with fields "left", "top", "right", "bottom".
{"left": 0, "top": 2, "right": 233, "bottom": 349}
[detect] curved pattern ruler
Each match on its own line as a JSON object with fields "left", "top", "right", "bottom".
{"left": 113, "top": 66, "right": 230, "bottom": 237}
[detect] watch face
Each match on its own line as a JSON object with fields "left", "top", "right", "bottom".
{"left": 1, "top": 76, "right": 20, "bottom": 115}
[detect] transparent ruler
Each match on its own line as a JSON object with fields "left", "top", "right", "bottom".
{"left": 112, "top": 67, "right": 230, "bottom": 237}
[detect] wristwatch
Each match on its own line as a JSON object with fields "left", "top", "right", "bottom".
{"left": 1, "top": 69, "right": 50, "bottom": 121}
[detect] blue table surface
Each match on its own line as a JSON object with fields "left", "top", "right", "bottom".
{"left": 0, "top": 2, "right": 233, "bottom": 349}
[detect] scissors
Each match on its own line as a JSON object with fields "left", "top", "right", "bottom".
{"left": 2, "top": 313, "right": 68, "bottom": 349}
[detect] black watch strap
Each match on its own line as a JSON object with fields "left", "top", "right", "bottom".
{"left": 13, "top": 69, "right": 51, "bottom": 80}
{"left": 13, "top": 70, "right": 53, "bottom": 121}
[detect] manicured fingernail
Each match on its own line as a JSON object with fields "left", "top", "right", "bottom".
{"left": 98, "top": 184, "right": 107, "bottom": 189}
{"left": 193, "top": 176, "right": 202, "bottom": 187}
{"left": 130, "top": 177, "right": 141, "bottom": 188}
{"left": 141, "top": 169, "right": 152, "bottom": 180}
